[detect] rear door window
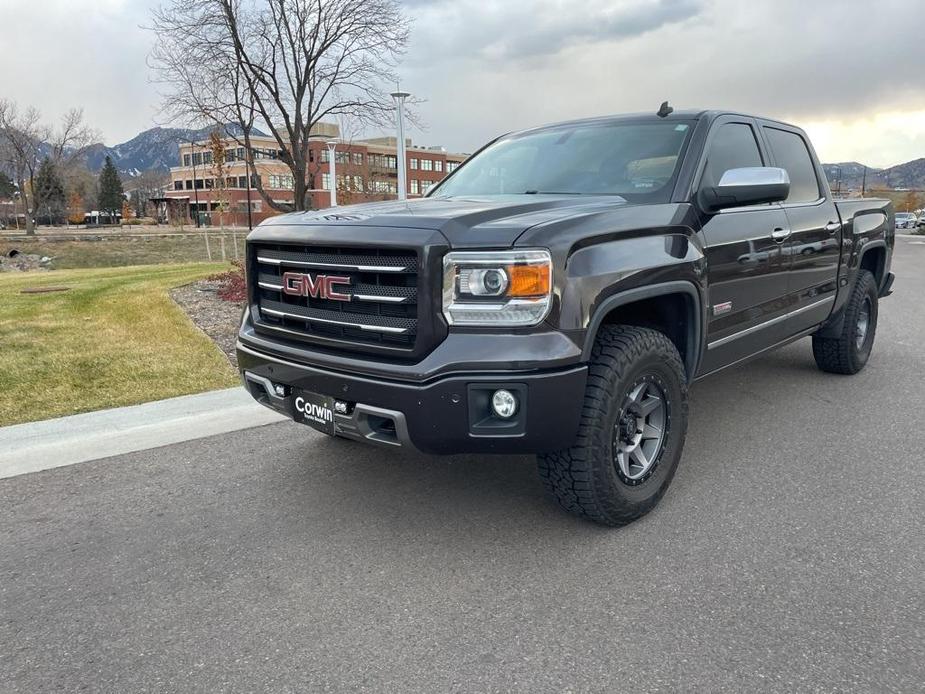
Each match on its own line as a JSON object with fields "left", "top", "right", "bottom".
{"left": 763, "top": 127, "right": 821, "bottom": 203}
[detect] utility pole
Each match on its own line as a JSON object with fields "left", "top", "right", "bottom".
{"left": 327, "top": 141, "right": 338, "bottom": 207}
{"left": 861, "top": 166, "right": 867, "bottom": 197}
{"left": 390, "top": 90, "right": 411, "bottom": 201}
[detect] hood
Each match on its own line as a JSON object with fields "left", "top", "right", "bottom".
{"left": 261, "top": 195, "right": 629, "bottom": 247}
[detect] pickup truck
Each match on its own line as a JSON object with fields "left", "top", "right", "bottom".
{"left": 238, "top": 109, "right": 895, "bottom": 526}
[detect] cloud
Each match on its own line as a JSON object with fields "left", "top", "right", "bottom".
{"left": 399, "top": 0, "right": 925, "bottom": 164}
{"left": 403, "top": 0, "right": 702, "bottom": 62}
{"left": 2, "top": 0, "right": 924, "bottom": 168}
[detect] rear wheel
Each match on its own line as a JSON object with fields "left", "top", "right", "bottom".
{"left": 538, "top": 325, "right": 688, "bottom": 526}
{"left": 812, "top": 270, "right": 878, "bottom": 375}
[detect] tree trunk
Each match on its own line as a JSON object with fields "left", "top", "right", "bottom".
{"left": 293, "top": 173, "right": 308, "bottom": 212}
{"left": 20, "top": 179, "right": 35, "bottom": 235}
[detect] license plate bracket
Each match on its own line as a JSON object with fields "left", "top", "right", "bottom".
{"left": 291, "top": 389, "right": 336, "bottom": 436}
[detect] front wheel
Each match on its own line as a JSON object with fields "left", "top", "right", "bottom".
{"left": 538, "top": 325, "right": 689, "bottom": 526}
{"left": 812, "top": 270, "right": 879, "bottom": 374}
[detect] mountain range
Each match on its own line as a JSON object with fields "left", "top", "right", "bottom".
{"left": 82, "top": 124, "right": 263, "bottom": 177}
{"left": 821, "top": 160, "right": 925, "bottom": 191}
{"left": 83, "top": 126, "right": 925, "bottom": 191}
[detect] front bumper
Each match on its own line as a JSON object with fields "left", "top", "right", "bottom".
{"left": 237, "top": 341, "right": 588, "bottom": 455}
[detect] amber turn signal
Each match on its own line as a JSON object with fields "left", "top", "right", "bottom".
{"left": 507, "top": 263, "right": 551, "bottom": 297}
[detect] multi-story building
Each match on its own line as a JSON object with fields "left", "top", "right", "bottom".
{"left": 162, "top": 123, "right": 467, "bottom": 226}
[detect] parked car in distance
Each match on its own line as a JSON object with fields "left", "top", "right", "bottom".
{"left": 916, "top": 214, "right": 925, "bottom": 228}
{"left": 895, "top": 212, "right": 917, "bottom": 229}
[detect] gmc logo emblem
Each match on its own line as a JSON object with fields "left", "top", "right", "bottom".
{"left": 282, "top": 272, "right": 352, "bottom": 301}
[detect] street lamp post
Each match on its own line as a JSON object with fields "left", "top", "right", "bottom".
{"left": 190, "top": 144, "right": 201, "bottom": 228}
{"left": 326, "top": 141, "right": 338, "bottom": 207}
{"left": 390, "top": 90, "right": 410, "bottom": 201}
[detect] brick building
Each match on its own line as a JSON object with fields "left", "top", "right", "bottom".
{"left": 162, "top": 123, "right": 467, "bottom": 226}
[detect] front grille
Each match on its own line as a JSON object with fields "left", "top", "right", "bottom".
{"left": 251, "top": 243, "right": 420, "bottom": 351}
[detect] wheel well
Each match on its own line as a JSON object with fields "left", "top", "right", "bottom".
{"left": 597, "top": 293, "right": 697, "bottom": 378}
{"left": 859, "top": 246, "right": 886, "bottom": 287}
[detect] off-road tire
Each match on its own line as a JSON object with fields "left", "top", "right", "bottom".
{"left": 812, "top": 270, "right": 878, "bottom": 375}
{"left": 538, "top": 325, "right": 689, "bottom": 526}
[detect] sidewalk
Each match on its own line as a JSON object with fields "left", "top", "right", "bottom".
{"left": 0, "top": 388, "right": 286, "bottom": 480}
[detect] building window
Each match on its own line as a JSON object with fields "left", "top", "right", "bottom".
{"left": 421, "top": 159, "right": 433, "bottom": 171}
{"left": 320, "top": 148, "right": 329, "bottom": 163}
{"left": 335, "top": 151, "right": 349, "bottom": 165}
{"left": 410, "top": 158, "right": 418, "bottom": 170}
{"left": 202, "top": 152, "right": 213, "bottom": 165}
{"left": 368, "top": 154, "right": 397, "bottom": 169}
{"left": 322, "top": 173, "right": 331, "bottom": 190}
{"left": 173, "top": 180, "right": 183, "bottom": 191}
{"left": 368, "top": 180, "right": 397, "bottom": 194}
{"left": 269, "top": 174, "right": 294, "bottom": 190}
{"left": 410, "top": 179, "right": 419, "bottom": 195}
{"left": 447, "top": 161, "right": 460, "bottom": 173}
{"left": 192, "top": 152, "right": 203, "bottom": 166}
{"left": 194, "top": 178, "right": 204, "bottom": 189}
{"left": 422, "top": 180, "right": 436, "bottom": 194}
{"left": 183, "top": 154, "right": 191, "bottom": 167}
{"left": 435, "top": 160, "right": 443, "bottom": 172}
{"left": 353, "top": 152, "right": 363, "bottom": 165}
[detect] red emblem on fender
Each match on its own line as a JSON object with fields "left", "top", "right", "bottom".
{"left": 282, "top": 272, "right": 352, "bottom": 301}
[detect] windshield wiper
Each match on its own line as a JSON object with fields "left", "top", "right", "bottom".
{"left": 523, "top": 190, "right": 584, "bottom": 195}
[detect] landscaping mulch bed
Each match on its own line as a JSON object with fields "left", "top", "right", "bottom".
{"left": 170, "top": 279, "right": 245, "bottom": 367}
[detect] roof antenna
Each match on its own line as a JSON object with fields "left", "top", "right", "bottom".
{"left": 657, "top": 101, "right": 673, "bottom": 118}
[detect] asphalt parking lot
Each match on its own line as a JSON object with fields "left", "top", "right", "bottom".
{"left": 2, "top": 238, "right": 924, "bottom": 693}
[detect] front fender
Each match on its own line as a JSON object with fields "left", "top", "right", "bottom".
{"left": 559, "top": 232, "right": 706, "bottom": 333}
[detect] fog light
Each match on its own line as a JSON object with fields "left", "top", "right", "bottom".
{"left": 491, "top": 389, "right": 518, "bottom": 419}
{"left": 273, "top": 383, "right": 287, "bottom": 397}
{"left": 334, "top": 400, "right": 349, "bottom": 415}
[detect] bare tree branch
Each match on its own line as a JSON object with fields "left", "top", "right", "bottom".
{"left": 147, "top": 0, "right": 411, "bottom": 211}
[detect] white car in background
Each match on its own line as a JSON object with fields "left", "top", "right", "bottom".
{"left": 895, "top": 212, "right": 917, "bottom": 229}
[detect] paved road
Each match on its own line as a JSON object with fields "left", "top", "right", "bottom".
{"left": 3, "top": 239, "right": 924, "bottom": 693}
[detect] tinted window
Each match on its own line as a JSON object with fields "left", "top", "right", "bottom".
{"left": 704, "top": 123, "right": 763, "bottom": 186}
{"left": 431, "top": 121, "right": 693, "bottom": 203}
{"left": 764, "top": 127, "right": 821, "bottom": 203}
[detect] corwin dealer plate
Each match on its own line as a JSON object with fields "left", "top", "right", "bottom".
{"left": 291, "top": 389, "right": 336, "bottom": 436}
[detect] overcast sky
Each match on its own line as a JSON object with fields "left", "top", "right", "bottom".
{"left": 2, "top": 0, "right": 924, "bottom": 167}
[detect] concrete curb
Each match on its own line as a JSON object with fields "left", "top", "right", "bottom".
{"left": 0, "top": 388, "right": 287, "bottom": 480}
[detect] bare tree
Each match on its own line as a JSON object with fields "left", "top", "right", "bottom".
{"left": 50, "top": 108, "right": 98, "bottom": 169}
{"left": 127, "top": 170, "right": 170, "bottom": 217}
{"left": 0, "top": 100, "right": 47, "bottom": 234}
{"left": 148, "top": 0, "right": 411, "bottom": 212}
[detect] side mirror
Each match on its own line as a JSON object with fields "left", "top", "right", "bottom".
{"left": 699, "top": 167, "right": 790, "bottom": 212}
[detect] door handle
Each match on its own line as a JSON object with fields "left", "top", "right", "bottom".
{"left": 825, "top": 220, "right": 842, "bottom": 233}
{"left": 771, "top": 227, "right": 791, "bottom": 242}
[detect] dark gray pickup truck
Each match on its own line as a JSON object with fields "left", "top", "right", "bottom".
{"left": 238, "top": 109, "right": 894, "bottom": 525}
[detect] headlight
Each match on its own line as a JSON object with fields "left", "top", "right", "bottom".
{"left": 442, "top": 249, "right": 552, "bottom": 326}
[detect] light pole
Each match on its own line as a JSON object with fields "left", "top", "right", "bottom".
{"left": 390, "top": 90, "right": 410, "bottom": 201}
{"left": 326, "top": 140, "right": 338, "bottom": 207}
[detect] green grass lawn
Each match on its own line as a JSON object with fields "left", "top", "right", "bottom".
{"left": 0, "top": 263, "right": 239, "bottom": 426}
{"left": 1, "top": 233, "right": 246, "bottom": 269}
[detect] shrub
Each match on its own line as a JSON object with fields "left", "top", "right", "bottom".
{"left": 209, "top": 260, "right": 246, "bottom": 302}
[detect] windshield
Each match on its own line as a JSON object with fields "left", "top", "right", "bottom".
{"left": 431, "top": 120, "right": 694, "bottom": 202}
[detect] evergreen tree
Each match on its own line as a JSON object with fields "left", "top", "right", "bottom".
{"left": 97, "top": 155, "right": 124, "bottom": 218}
{"left": 0, "top": 172, "right": 15, "bottom": 198}
{"left": 34, "top": 158, "right": 66, "bottom": 224}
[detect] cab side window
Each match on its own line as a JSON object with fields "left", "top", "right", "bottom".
{"left": 703, "top": 123, "right": 763, "bottom": 188}
{"left": 763, "top": 127, "right": 821, "bottom": 203}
